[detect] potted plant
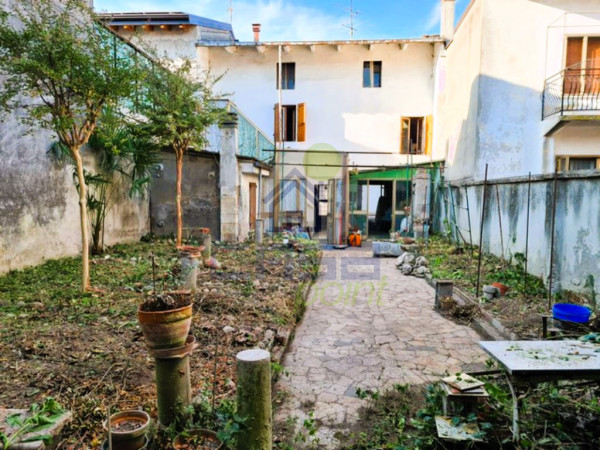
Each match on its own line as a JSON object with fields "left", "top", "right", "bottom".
{"left": 138, "top": 291, "right": 193, "bottom": 349}
{"left": 173, "top": 428, "right": 223, "bottom": 449}
{"left": 103, "top": 410, "right": 151, "bottom": 450}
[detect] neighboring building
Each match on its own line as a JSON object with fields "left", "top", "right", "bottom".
{"left": 438, "top": 0, "right": 600, "bottom": 182}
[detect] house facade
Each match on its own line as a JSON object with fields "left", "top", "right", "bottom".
{"left": 102, "top": 10, "right": 449, "bottom": 240}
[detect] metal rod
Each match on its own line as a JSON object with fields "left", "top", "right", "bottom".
{"left": 495, "top": 185, "right": 505, "bottom": 262}
{"left": 272, "top": 163, "right": 424, "bottom": 169}
{"left": 262, "top": 149, "right": 428, "bottom": 155}
{"left": 548, "top": 169, "right": 559, "bottom": 309}
{"left": 524, "top": 172, "right": 532, "bottom": 293}
{"left": 476, "top": 164, "right": 489, "bottom": 299}
{"left": 465, "top": 186, "right": 474, "bottom": 257}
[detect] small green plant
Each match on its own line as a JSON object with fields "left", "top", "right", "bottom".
{"left": 0, "top": 398, "right": 65, "bottom": 449}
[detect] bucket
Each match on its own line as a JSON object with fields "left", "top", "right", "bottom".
{"left": 552, "top": 303, "right": 591, "bottom": 324}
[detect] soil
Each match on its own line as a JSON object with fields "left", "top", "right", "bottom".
{"left": 0, "top": 238, "right": 320, "bottom": 448}
{"left": 111, "top": 418, "right": 144, "bottom": 432}
{"left": 140, "top": 292, "right": 191, "bottom": 312}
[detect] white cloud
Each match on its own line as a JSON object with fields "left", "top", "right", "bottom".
{"left": 423, "top": 0, "right": 440, "bottom": 33}
{"left": 95, "top": 0, "right": 349, "bottom": 41}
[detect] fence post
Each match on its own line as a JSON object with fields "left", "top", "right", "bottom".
{"left": 236, "top": 349, "right": 272, "bottom": 450}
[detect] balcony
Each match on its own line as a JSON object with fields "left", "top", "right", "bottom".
{"left": 543, "top": 61, "right": 600, "bottom": 119}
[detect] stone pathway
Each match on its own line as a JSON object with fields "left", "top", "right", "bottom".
{"left": 274, "top": 248, "right": 487, "bottom": 446}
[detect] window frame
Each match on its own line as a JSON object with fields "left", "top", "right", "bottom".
{"left": 400, "top": 116, "right": 425, "bottom": 155}
{"left": 363, "top": 61, "right": 382, "bottom": 88}
{"left": 276, "top": 62, "right": 295, "bottom": 90}
{"left": 556, "top": 155, "right": 600, "bottom": 172}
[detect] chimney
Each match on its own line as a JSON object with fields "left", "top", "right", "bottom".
{"left": 252, "top": 23, "right": 261, "bottom": 43}
{"left": 441, "top": 0, "right": 456, "bottom": 41}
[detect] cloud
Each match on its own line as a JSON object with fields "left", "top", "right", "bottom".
{"left": 423, "top": 0, "right": 440, "bottom": 33}
{"left": 94, "top": 0, "right": 349, "bottom": 41}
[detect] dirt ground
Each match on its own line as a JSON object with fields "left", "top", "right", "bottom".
{"left": 0, "top": 238, "right": 319, "bottom": 448}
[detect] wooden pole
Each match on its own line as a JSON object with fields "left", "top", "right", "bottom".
{"left": 155, "top": 355, "right": 192, "bottom": 426}
{"left": 236, "top": 349, "right": 272, "bottom": 450}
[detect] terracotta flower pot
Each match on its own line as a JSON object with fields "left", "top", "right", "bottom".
{"left": 173, "top": 428, "right": 223, "bottom": 449}
{"left": 103, "top": 410, "right": 151, "bottom": 450}
{"left": 491, "top": 282, "right": 509, "bottom": 296}
{"left": 138, "top": 296, "right": 193, "bottom": 350}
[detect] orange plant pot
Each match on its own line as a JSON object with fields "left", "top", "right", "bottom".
{"left": 138, "top": 304, "right": 192, "bottom": 350}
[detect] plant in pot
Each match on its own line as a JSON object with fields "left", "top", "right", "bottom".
{"left": 173, "top": 428, "right": 223, "bottom": 449}
{"left": 103, "top": 410, "right": 151, "bottom": 450}
{"left": 138, "top": 291, "right": 193, "bottom": 350}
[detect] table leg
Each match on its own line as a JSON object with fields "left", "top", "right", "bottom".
{"left": 506, "top": 374, "right": 519, "bottom": 442}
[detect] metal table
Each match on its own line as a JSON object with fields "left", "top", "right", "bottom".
{"left": 480, "top": 340, "right": 600, "bottom": 441}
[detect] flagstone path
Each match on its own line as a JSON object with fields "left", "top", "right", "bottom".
{"left": 274, "top": 248, "right": 488, "bottom": 447}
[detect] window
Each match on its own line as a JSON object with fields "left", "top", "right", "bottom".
{"left": 401, "top": 117, "right": 424, "bottom": 154}
{"left": 280, "top": 178, "right": 307, "bottom": 212}
{"left": 565, "top": 37, "right": 600, "bottom": 94}
{"left": 274, "top": 103, "right": 306, "bottom": 142}
{"left": 276, "top": 62, "right": 295, "bottom": 90}
{"left": 363, "top": 61, "right": 382, "bottom": 88}
{"left": 556, "top": 156, "right": 600, "bottom": 172}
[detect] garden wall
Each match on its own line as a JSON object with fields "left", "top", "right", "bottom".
{"left": 0, "top": 110, "right": 150, "bottom": 274}
{"left": 149, "top": 151, "right": 221, "bottom": 240}
{"left": 435, "top": 171, "right": 600, "bottom": 302}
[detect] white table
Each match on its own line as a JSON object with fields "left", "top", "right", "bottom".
{"left": 480, "top": 340, "right": 600, "bottom": 441}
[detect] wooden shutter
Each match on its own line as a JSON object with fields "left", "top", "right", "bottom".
{"left": 587, "top": 38, "right": 600, "bottom": 94}
{"left": 400, "top": 117, "right": 409, "bottom": 154}
{"left": 297, "top": 103, "right": 306, "bottom": 142}
{"left": 274, "top": 103, "right": 281, "bottom": 142}
{"left": 425, "top": 115, "right": 433, "bottom": 156}
{"left": 565, "top": 38, "right": 584, "bottom": 94}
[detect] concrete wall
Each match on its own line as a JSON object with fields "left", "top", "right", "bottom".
{"left": 0, "top": 111, "right": 149, "bottom": 273}
{"left": 441, "top": 172, "right": 600, "bottom": 299}
{"left": 441, "top": 0, "right": 600, "bottom": 181}
{"left": 150, "top": 151, "right": 221, "bottom": 240}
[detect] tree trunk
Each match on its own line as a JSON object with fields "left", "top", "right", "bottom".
{"left": 175, "top": 150, "right": 184, "bottom": 247}
{"left": 72, "top": 149, "right": 91, "bottom": 292}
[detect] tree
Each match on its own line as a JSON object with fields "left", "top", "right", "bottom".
{"left": 0, "top": 0, "right": 147, "bottom": 291}
{"left": 51, "top": 108, "right": 160, "bottom": 255}
{"left": 136, "top": 60, "right": 224, "bottom": 247}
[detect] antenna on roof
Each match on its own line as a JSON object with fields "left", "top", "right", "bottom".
{"left": 341, "top": 0, "right": 359, "bottom": 39}
{"left": 228, "top": 0, "right": 233, "bottom": 24}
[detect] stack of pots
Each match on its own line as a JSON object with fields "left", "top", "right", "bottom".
{"left": 138, "top": 291, "right": 197, "bottom": 426}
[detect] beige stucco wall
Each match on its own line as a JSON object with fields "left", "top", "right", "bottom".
{"left": 554, "top": 122, "right": 600, "bottom": 156}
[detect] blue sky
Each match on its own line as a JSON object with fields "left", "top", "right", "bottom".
{"left": 94, "top": 0, "right": 471, "bottom": 41}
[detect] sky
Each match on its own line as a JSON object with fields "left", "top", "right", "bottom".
{"left": 94, "top": 0, "right": 471, "bottom": 42}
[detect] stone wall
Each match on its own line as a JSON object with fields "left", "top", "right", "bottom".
{"left": 0, "top": 110, "right": 150, "bottom": 273}
{"left": 149, "top": 151, "right": 221, "bottom": 240}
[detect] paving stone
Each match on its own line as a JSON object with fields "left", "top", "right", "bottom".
{"left": 274, "top": 250, "right": 487, "bottom": 446}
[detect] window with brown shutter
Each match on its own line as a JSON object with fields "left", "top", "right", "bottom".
{"left": 400, "top": 117, "right": 424, "bottom": 155}
{"left": 587, "top": 37, "right": 600, "bottom": 94}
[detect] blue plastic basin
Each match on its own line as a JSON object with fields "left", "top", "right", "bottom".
{"left": 553, "top": 303, "right": 591, "bottom": 323}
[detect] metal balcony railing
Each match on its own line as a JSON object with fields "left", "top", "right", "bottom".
{"left": 204, "top": 100, "right": 275, "bottom": 163}
{"left": 543, "top": 60, "right": 600, "bottom": 119}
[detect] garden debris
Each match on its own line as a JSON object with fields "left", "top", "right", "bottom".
{"left": 482, "top": 285, "right": 500, "bottom": 301}
{"left": 0, "top": 238, "right": 320, "bottom": 446}
{"left": 434, "top": 416, "right": 483, "bottom": 442}
{"left": 442, "top": 373, "right": 484, "bottom": 392}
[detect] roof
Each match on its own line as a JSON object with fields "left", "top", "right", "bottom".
{"left": 197, "top": 36, "right": 444, "bottom": 47}
{"left": 98, "top": 12, "right": 233, "bottom": 32}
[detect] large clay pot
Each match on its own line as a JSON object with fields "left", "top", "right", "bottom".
{"left": 138, "top": 302, "right": 192, "bottom": 350}
{"left": 103, "top": 410, "right": 151, "bottom": 450}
